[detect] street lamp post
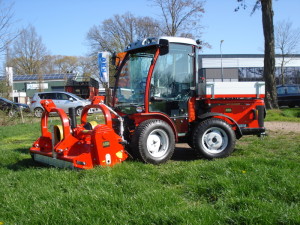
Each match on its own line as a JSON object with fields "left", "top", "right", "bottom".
{"left": 220, "top": 40, "right": 224, "bottom": 82}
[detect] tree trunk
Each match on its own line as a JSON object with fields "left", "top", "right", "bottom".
{"left": 261, "top": 0, "right": 278, "bottom": 109}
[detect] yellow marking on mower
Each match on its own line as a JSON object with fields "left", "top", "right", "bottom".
{"left": 116, "top": 151, "right": 123, "bottom": 159}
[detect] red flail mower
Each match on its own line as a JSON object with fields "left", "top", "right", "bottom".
{"left": 30, "top": 96, "right": 128, "bottom": 169}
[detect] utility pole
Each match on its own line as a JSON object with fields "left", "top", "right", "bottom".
{"left": 6, "top": 46, "right": 13, "bottom": 100}
{"left": 220, "top": 40, "right": 224, "bottom": 82}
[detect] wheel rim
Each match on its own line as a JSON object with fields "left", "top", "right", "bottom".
{"left": 8, "top": 109, "right": 15, "bottom": 117}
{"left": 35, "top": 108, "right": 43, "bottom": 117}
{"left": 201, "top": 127, "right": 228, "bottom": 154}
{"left": 146, "top": 129, "right": 169, "bottom": 158}
{"left": 76, "top": 107, "right": 83, "bottom": 116}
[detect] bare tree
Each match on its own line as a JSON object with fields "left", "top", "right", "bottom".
{"left": 86, "top": 12, "right": 160, "bottom": 54}
{"left": 150, "top": 0, "right": 205, "bottom": 38}
{"left": 0, "top": 0, "right": 18, "bottom": 56}
{"left": 135, "top": 16, "right": 161, "bottom": 40}
{"left": 77, "top": 56, "right": 97, "bottom": 78}
{"left": 236, "top": 0, "right": 278, "bottom": 109}
{"left": 275, "top": 20, "right": 300, "bottom": 84}
{"left": 43, "top": 55, "right": 95, "bottom": 76}
{"left": 9, "top": 25, "right": 49, "bottom": 75}
{"left": 42, "top": 55, "right": 56, "bottom": 74}
{"left": 0, "top": 79, "right": 10, "bottom": 98}
{"left": 54, "top": 55, "right": 78, "bottom": 74}
{"left": 0, "top": 0, "right": 18, "bottom": 97}
{"left": 42, "top": 55, "right": 80, "bottom": 74}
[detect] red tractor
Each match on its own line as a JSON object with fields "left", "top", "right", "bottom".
{"left": 30, "top": 37, "right": 266, "bottom": 169}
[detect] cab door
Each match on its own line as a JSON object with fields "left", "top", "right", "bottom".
{"left": 149, "top": 43, "right": 195, "bottom": 136}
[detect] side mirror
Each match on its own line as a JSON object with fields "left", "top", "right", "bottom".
{"left": 69, "top": 98, "right": 74, "bottom": 102}
{"left": 159, "top": 39, "right": 169, "bottom": 55}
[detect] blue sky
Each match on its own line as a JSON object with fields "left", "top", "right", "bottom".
{"left": 8, "top": 0, "right": 300, "bottom": 56}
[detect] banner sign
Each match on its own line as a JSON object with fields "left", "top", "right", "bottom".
{"left": 98, "top": 52, "right": 110, "bottom": 83}
{"left": 27, "top": 83, "right": 48, "bottom": 90}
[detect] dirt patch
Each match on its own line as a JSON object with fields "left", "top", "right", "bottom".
{"left": 265, "top": 121, "right": 300, "bottom": 133}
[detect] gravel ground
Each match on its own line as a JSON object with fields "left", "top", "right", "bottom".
{"left": 265, "top": 121, "right": 300, "bottom": 133}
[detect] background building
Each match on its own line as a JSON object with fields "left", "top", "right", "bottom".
{"left": 199, "top": 54, "right": 300, "bottom": 84}
{"left": 0, "top": 73, "right": 105, "bottom": 104}
{"left": 11, "top": 73, "right": 76, "bottom": 104}
{"left": 1, "top": 73, "right": 77, "bottom": 103}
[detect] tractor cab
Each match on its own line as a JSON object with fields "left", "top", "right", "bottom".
{"left": 113, "top": 37, "right": 198, "bottom": 135}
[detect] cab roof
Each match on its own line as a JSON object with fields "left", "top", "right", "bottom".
{"left": 124, "top": 36, "right": 197, "bottom": 52}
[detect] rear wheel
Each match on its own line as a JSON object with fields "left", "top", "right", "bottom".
{"left": 131, "top": 119, "right": 175, "bottom": 164}
{"left": 193, "top": 118, "right": 236, "bottom": 159}
{"left": 34, "top": 107, "right": 44, "bottom": 117}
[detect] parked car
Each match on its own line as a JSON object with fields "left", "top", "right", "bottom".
{"left": 277, "top": 84, "right": 300, "bottom": 108}
{"left": 30, "top": 91, "right": 91, "bottom": 117}
{"left": 0, "top": 97, "right": 30, "bottom": 117}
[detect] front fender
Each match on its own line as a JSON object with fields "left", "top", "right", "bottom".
{"left": 129, "top": 112, "right": 178, "bottom": 141}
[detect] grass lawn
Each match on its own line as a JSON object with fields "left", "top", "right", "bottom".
{"left": 0, "top": 110, "right": 299, "bottom": 224}
{"left": 265, "top": 107, "right": 300, "bottom": 122}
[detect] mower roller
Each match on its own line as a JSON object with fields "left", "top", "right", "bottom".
{"left": 30, "top": 96, "right": 128, "bottom": 169}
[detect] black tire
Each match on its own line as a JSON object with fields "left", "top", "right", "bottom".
{"left": 75, "top": 106, "right": 83, "bottom": 116}
{"left": 288, "top": 104, "right": 295, "bottom": 108}
{"left": 193, "top": 118, "right": 236, "bottom": 159}
{"left": 187, "top": 138, "right": 194, "bottom": 149}
{"left": 34, "top": 107, "right": 44, "bottom": 117}
{"left": 131, "top": 119, "right": 175, "bottom": 164}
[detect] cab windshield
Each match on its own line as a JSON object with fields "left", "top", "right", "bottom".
{"left": 115, "top": 49, "right": 155, "bottom": 106}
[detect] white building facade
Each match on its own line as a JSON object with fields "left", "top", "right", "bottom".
{"left": 199, "top": 54, "right": 300, "bottom": 84}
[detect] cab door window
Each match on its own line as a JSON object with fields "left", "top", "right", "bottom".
{"left": 150, "top": 43, "right": 194, "bottom": 116}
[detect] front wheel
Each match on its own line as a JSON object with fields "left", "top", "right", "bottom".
{"left": 193, "top": 118, "right": 236, "bottom": 159}
{"left": 131, "top": 119, "right": 175, "bottom": 164}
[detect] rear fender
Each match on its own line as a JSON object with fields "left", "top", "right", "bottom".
{"left": 199, "top": 112, "right": 243, "bottom": 139}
